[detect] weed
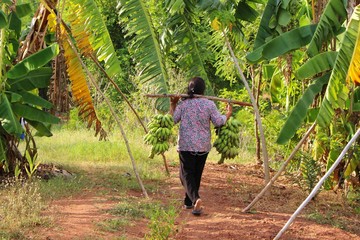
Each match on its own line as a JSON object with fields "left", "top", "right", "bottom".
{"left": 307, "top": 210, "right": 345, "bottom": 230}
{"left": 0, "top": 180, "right": 46, "bottom": 236}
{"left": 145, "top": 204, "right": 178, "bottom": 240}
{"left": 109, "top": 199, "right": 153, "bottom": 218}
{"left": 97, "top": 218, "right": 130, "bottom": 232}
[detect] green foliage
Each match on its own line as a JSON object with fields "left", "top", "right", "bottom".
{"left": 247, "top": 24, "right": 317, "bottom": 63}
{"left": 277, "top": 73, "right": 329, "bottom": 144}
{"left": 316, "top": 6, "right": 360, "bottom": 128}
{"left": 164, "top": 1, "right": 213, "bottom": 84}
{"left": 145, "top": 204, "right": 178, "bottom": 240}
{"left": 118, "top": 0, "right": 170, "bottom": 111}
{"left": 295, "top": 52, "right": 337, "bottom": 80}
{"left": 65, "top": 0, "right": 123, "bottom": 80}
{"left": 307, "top": 0, "right": 347, "bottom": 57}
{"left": 299, "top": 153, "right": 321, "bottom": 193}
{"left": 252, "top": 0, "right": 277, "bottom": 49}
{"left": 7, "top": 44, "right": 59, "bottom": 79}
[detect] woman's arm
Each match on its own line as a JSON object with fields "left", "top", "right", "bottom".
{"left": 225, "top": 103, "right": 233, "bottom": 120}
{"left": 169, "top": 96, "right": 180, "bottom": 116}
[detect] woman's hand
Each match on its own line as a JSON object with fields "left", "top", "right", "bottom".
{"left": 169, "top": 96, "right": 180, "bottom": 115}
{"left": 225, "top": 103, "right": 233, "bottom": 120}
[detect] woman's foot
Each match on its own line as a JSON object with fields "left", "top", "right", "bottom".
{"left": 192, "top": 198, "right": 202, "bottom": 216}
{"left": 184, "top": 204, "right": 193, "bottom": 209}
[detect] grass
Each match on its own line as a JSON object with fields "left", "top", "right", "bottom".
{"left": 0, "top": 120, "right": 257, "bottom": 239}
{"left": 0, "top": 180, "right": 49, "bottom": 239}
{"left": 306, "top": 210, "right": 346, "bottom": 230}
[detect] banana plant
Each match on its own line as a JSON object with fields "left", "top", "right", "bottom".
{"left": 0, "top": 1, "right": 60, "bottom": 175}
{"left": 246, "top": 0, "right": 359, "bottom": 189}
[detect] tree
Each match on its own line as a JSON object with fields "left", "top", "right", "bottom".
{"left": 0, "top": 1, "right": 60, "bottom": 177}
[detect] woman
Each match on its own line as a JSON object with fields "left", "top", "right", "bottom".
{"left": 170, "top": 77, "right": 232, "bottom": 215}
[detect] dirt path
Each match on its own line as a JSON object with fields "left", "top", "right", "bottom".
{"left": 170, "top": 163, "right": 360, "bottom": 240}
{"left": 29, "top": 163, "right": 360, "bottom": 240}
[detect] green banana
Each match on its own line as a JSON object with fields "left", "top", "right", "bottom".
{"left": 214, "top": 117, "right": 241, "bottom": 164}
{"left": 144, "top": 114, "right": 175, "bottom": 158}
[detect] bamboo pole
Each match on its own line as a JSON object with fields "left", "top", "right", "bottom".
{"left": 242, "top": 122, "right": 316, "bottom": 212}
{"left": 222, "top": 30, "right": 270, "bottom": 184}
{"left": 66, "top": 37, "right": 149, "bottom": 198}
{"left": 145, "top": 94, "right": 253, "bottom": 107}
{"left": 273, "top": 128, "right": 360, "bottom": 240}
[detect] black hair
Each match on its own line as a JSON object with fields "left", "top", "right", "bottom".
{"left": 187, "top": 77, "right": 206, "bottom": 98}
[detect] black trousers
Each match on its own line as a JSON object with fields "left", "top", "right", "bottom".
{"left": 179, "top": 151, "right": 208, "bottom": 206}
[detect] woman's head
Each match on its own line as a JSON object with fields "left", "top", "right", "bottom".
{"left": 187, "top": 77, "right": 206, "bottom": 97}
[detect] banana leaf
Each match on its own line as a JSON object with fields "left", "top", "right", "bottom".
{"left": 253, "top": 0, "right": 277, "bottom": 50}
{"left": 277, "top": 73, "right": 330, "bottom": 144}
{"left": 247, "top": 24, "right": 317, "bottom": 63}
{"left": 296, "top": 51, "right": 338, "bottom": 80}
{"left": 119, "top": 0, "right": 170, "bottom": 111}
{"left": 262, "top": 64, "right": 276, "bottom": 80}
{"left": 317, "top": 5, "right": 360, "bottom": 128}
{"left": 7, "top": 92, "right": 22, "bottom": 103}
{"left": 165, "top": 11, "right": 214, "bottom": 99}
{"left": 307, "top": 0, "right": 347, "bottom": 57}
{"left": 15, "top": 3, "right": 32, "bottom": 18}
{"left": 0, "top": 93, "right": 23, "bottom": 135}
{"left": 8, "top": 12, "right": 21, "bottom": 37}
{"left": 235, "top": 2, "right": 259, "bottom": 22}
{"left": 7, "top": 44, "right": 59, "bottom": 79}
{"left": 17, "top": 91, "right": 53, "bottom": 109}
{"left": 270, "top": 70, "right": 283, "bottom": 103}
{"left": 345, "top": 152, "right": 360, "bottom": 177}
{"left": 8, "top": 67, "right": 52, "bottom": 91}
{"left": 12, "top": 103, "right": 59, "bottom": 124}
{"left": 65, "top": 0, "right": 122, "bottom": 80}
{"left": 0, "top": 10, "right": 7, "bottom": 29}
{"left": 25, "top": 119, "right": 53, "bottom": 137}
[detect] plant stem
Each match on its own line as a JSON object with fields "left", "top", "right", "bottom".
{"left": 222, "top": 30, "right": 270, "bottom": 184}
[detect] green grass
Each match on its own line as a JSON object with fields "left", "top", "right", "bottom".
{"left": 96, "top": 195, "right": 179, "bottom": 239}
{"left": 306, "top": 210, "right": 346, "bottom": 230}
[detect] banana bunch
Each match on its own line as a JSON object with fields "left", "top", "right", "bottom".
{"left": 213, "top": 117, "right": 241, "bottom": 164}
{"left": 143, "top": 113, "right": 174, "bottom": 158}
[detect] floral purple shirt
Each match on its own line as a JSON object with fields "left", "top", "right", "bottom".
{"left": 173, "top": 98, "right": 227, "bottom": 152}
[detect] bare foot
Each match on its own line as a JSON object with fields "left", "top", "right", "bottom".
{"left": 192, "top": 198, "right": 203, "bottom": 216}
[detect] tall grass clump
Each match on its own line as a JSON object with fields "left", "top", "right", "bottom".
{"left": 0, "top": 180, "right": 46, "bottom": 238}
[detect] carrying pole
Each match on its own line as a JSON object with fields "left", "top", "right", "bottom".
{"left": 145, "top": 94, "right": 253, "bottom": 107}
